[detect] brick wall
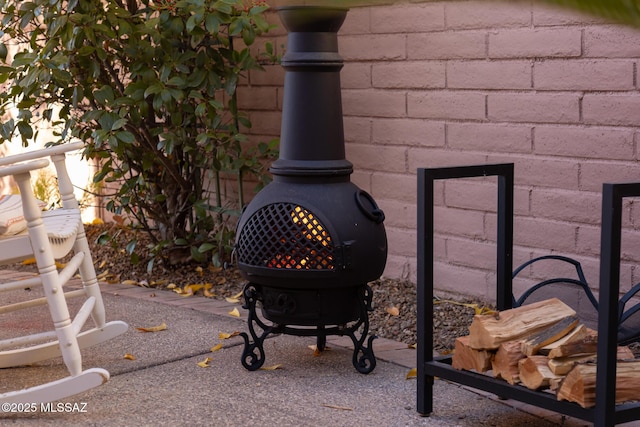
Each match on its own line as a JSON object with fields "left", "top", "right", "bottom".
{"left": 240, "top": 1, "right": 640, "bottom": 303}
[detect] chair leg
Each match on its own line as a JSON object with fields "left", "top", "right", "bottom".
{"left": 40, "top": 269, "right": 82, "bottom": 377}
{"left": 73, "top": 224, "right": 106, "bottom": 328}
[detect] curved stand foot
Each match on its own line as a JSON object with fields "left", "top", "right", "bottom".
{"left": 351, "top": 334, "right": 377, "bottom": 374}
{"left": 240, "top": 284, "right": 272, "bottom": 371}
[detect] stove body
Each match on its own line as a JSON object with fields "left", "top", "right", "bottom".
{"left": 235, "top": 6, "right": 387, "bottom": 374}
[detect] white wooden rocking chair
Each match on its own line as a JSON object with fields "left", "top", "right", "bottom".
{"left": 0, "top": 142, "right": 128, "bottom": 403}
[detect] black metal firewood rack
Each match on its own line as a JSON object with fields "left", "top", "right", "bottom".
{"left": 416, "top": 163, "right": 640, "bottom": 427}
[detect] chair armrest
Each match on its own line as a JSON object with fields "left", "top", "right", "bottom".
{"left": 0, "top": 159, "right": 50, "bottom": 178}
{"left": 0, "top": 142, "right": 84, "bottom": 167}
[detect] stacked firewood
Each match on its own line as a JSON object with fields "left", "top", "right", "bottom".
{"left": 451, "top": 298, "right": 640, "bottom": 408}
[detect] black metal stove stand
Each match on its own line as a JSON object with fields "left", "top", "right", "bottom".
{"left": 416, "top": 163, "right": 640, "bottom": 427}
{"left": 239, "top": 282, "right": 377, "bottom": 374}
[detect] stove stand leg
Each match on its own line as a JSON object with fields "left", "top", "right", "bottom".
{"left": 347, "top": 284, "right": 377, "bottom": 374}
{"left": 240, "top": 284, "right": 271, "bottom": 371}
{"left": 317, "top": 326, "right": 327, "bottom": 352}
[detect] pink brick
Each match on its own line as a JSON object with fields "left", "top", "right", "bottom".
{"left": 515, "top": 217, "right": 577, "bottom": 253}
{"left": 433, "top": 235, "right": 448, "bottom": 263}
{"left": 372, "top": 118, "right": 445, "bottom": 147}
{"left": 382, "top": 254, "right": 414, "bottom": 281}
{"left": 350, "top": 170, "right": 371, "bottom": 193}
{"left": 576, "top": 224, "right": 602, "bottom": 257}
{"left": 263, "top": 10, "right": 287, "bottom": 37}
{"left": 444, "top": 180, "right": 530, "bottom": 217}
{"left": 448, "top": 60, "right": 532, "bottom": 90}
{"left": 579, "top": 162, "right": 640, "bottom": 192}
{"left": 236, "top": 86, "right": 278, "bottom": 110}
{"left": 372, "top": 61, "right": 445, "bottom": 89}
{"left": 488, "top": 93, "right": 580, "bottom": 123}
{"left": 632, "top": 202, "right": 640, "bottom": 231}
{"left": 408, "top": 148, "right": 488, "bottom": 171}
{"left": 340, "top": 6, "right": 370, "bottom": 35}
{"left": 530, "top": 189, "right": 601, "bottom": 224}
{"left": 448, "top": 123, "right": 532, "bottom": 153}
{"left": 346, "top": 143, "right": 407, "bottom": 173}
{"left": 433, "top": 262, "right": 490, "bottom": 301}
{"left": 583, "top": 95, "right": 640, "bottom": 126}
{"left": 489, "top": 28, "right": 582, "bottom": 58}
{"left": 386, "top": 227, "right": 417, "bottom": 257}
{"left": 445, "top": 179, "right": 498, "bottom": 212}
{"left": 370, "top": 4, "right": 445, "bottom": 34}
{"left": 378, "top": 198, "right": 417, "bottom": 229}
{"left": 408, "top": 31, "right": 486, "bottom": 60}
{"left": 622, "top": 200, "right": 635, "bottom": 229}
{"left": 247, "top": 111, "right": 281, "bottom": 135}
{"left": 535, "top": 126, "right": 634, "bottom": 160}
{"left": 342, "top": 89, "right": 406, "bottom": 117}
{"left": 534, "top": 60, "right": 634, "bottom": 91}
{"left": 445, "top": 0, "right": 531, "bottom": 29}
{"left": 533, "top": 3, "right": 606, "bottom": 26}
{"left": 341, "top": 62, "right": 371, "bottom": 89}
{"left": 486, "top": 154, "right": 580, "bottom": 190}
{"left": 371, "top": 172, "right": 416, "bottom": 203}
{"left": 340, "top": 34, "right": 406, "bottom": 61}
{"left": 621, "top": 229, "right": 640, "bottom": 263}
{"left": 434, "top": 206, "right": 486, "bottom": 240}
{"left": 447, "top": 237, "right": 497, "bottom": 270}
{"left": 408, "top": 91, "right": 486, "bottom": 120}
{"left": 584, "top": 26, "right": 640, "bottom": 58}
{"left": 249, "top": 64, "right": 284, "bottom": 86}
{"left": 344, "top": 117, "right": 372, "bottom": 144}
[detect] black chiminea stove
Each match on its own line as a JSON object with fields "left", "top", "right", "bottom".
{"left": 234, "top": 6, "right": 387, "bottom": 374}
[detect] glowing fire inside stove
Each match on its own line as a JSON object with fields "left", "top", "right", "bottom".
{"left": 266, "top": 206, "right": 334, "bottom": 270}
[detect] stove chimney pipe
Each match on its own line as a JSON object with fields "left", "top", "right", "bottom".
{"left": 269, "top": 6, "right": 352, "bottom": 178}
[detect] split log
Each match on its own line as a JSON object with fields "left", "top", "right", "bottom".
{"left": 547, "top": 346, "right": 635, "bottom": 376}
{"left": 518, "top": 355, "right": 562, "bottom": 390}
{"left": 451, "top": 335, "right": 493, "bottom": 372}
{"left": 556, "top": 360, "right": 640, "bottom": 408}
{"left": 538, "top": 324, "right": 590, "bottom": 356}
{"left": 520, "top": 315, "right": 579, "bottom": 356}
{"left": 468, "top": 298, "right": 576, "bottom": 350}
{"left": 491, "top": 340, "right": 525, "bottom": 384}
{"left": 547, "top": 329, "right": 598, "bottom": 359}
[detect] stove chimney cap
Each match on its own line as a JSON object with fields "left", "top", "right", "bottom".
{"left": 276, "top": 5, "right": 348, "bottom": 33}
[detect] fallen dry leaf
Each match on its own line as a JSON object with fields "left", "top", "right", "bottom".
{"left": 123, "top": 353, "right": 136, "bottom": 360}
{"left": 408, "top": 343, "right": 417, "bottom": 349}
{"left": 259, "top": 364, "right": 283, "bottom": 371}
{"left": 21, "top": 258, "right": 36, "bottom": 265}
{"left": 195, "top": 266, "right": 204, "bottom": 276}
{"left": 308, "top": 344, "right": 330, "bottom": 357}
{"left": 386, "top": 306, "right": 400, "bottom": 316}
{"left": 96, "top": 270, "right": 110, "bottom": 280}
{"left": 121, "top": 279, "right": 138, "bottom": 286}
{"left": 322, "top": 404, "right": 353, "bottom": 411}
{"left": 225, "top": 297, "right": 241, "bottom": 304}
{"left": 166, "top": 283, "right": 177, "bottom": 289}
{"left": 405, "top": 368, "right": 417, "bottom": 380}
{"left": 197, "top": 357, "right": 212, "bottom": 368}
{"left": 203, "top": 288, "right": 216, "bottom": 298}
{"left": 210, "top": 343, "right": 223, "bottom": 352}
{"left": 136, "top": 322, "right": 167, "bottom": 333}
{"left": 219, "top": 331, "right": 240, "bottom": 340}
{"left": 228, "top": 307, "right": 240, "bottom": 317}
{"left": 231, "top": 290, "right": 243, "bottom": 300}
